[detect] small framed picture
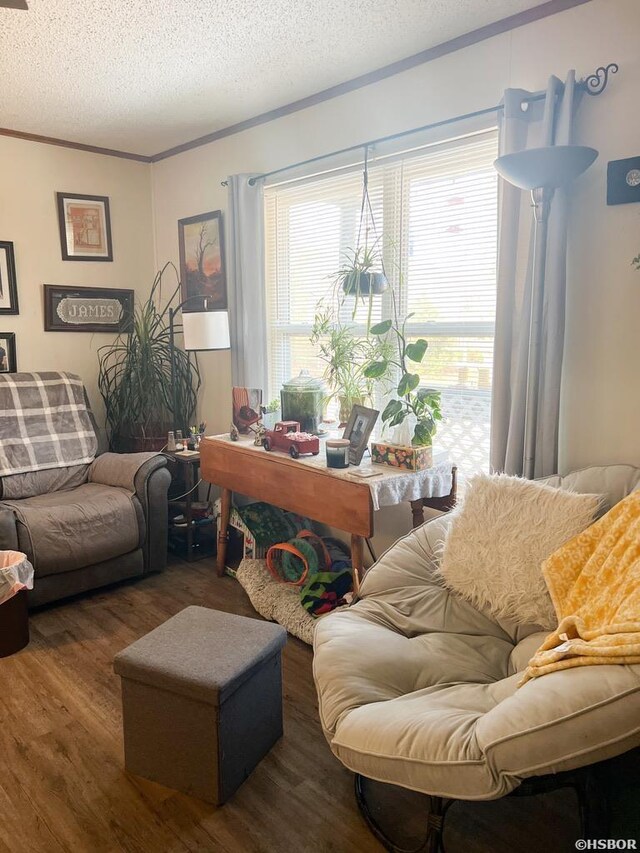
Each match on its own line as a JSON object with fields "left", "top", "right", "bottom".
{"left": 44, "top": 285, "right": 134, "bottom": 333}
{"left": 343, "top": 404, "right": 379, "bottom": 465}
{"left": 0, "top": 241, "right": 19, "bottom": 315}
{"left": 0, "top": 333, "right": 16, "bottom": 373}
{"left": 178, "top": 210, "right": 227, "bottom": 311}
{"left": 56, "top": 192, "right": 113, "bottom": 261}
{"left": 232, "top": 386, "right": 262, "bottom": 434}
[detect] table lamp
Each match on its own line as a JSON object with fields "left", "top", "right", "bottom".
{"left": 169, "top": 297, "right": 230, "bottom": 431}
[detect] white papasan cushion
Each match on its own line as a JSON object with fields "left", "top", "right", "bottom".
{"left": 438, "top": 474, "right": 601, "bottom": 630}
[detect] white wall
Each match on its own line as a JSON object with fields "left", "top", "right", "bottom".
{"left": 150, "top": 0, "right": 640, "bottom": 548}
{"left": 0, "top": 137, "right": 154, "bottom": 442}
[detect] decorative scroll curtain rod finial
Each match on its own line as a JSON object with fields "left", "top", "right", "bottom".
{"left": 579, "top": 62, "right": 618, "bottom": 96}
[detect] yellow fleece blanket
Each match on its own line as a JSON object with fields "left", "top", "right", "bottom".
{"left": 522, "top": 490, "right": 640, "bottom": 683}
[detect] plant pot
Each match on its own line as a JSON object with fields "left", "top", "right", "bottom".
{"left": 129, "top": 435, "right": 169, "bottom": 452}
{"left": 342, "top": 272, "right": 389, "bottom": 296}
{"left": 371, "top": 441, "right": 433, "bottom": 471}
{"left": 338, "top": 395, "right": 365, "bottom": 427}
{"left": 114, "top": 430, "right": 171, "bottom": 453}
{"left": 262, "top": 410, "right": 281, "bottom": 430}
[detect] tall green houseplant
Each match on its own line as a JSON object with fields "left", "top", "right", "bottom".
{"left": 311, "top": 302, "right": 392, "bottom": 424}
{"left": 365, "top": 311, "right": 442, "bottom": 447}
{"left": 98, "top": 264, "right": 201, "bottom": 452}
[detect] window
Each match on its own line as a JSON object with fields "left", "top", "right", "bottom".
{"left": 265, "top": 130, "right": 498, "bottom": 475}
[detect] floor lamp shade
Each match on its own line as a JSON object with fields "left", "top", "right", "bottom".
{"left": 493, "top": 143, "right": 598, "bottom": 479}
{"left": 494, "top": 145, "right": 598, "bottom": 190}
{"left": 182, "top": 310, "right": 230, "bottom": 351}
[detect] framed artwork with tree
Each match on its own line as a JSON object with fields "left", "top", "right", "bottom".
{"left": 178, "top": 210, "right": 227, "bottom": 311}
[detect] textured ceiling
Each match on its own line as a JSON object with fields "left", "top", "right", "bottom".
{"left": 0, "top": 0, "right": 551, "bottom": 156}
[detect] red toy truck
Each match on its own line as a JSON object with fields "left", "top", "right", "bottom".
{"left": 262, "top": 421, "right": 320, "bottom": 458}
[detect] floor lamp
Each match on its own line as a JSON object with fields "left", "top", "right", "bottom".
{"left": 494, "top": 144, "right": 598, "bottom": 479}
{"left": 169, "top": 297, "right": 231, "bottom": 432}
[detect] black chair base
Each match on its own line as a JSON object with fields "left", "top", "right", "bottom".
{"left": 355, "top": 774, "right": 451, "bottom": 853}
{"left": 354, "top": 765, "right": 610, "bottom": 853}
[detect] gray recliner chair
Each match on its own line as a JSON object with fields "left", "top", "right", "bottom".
{"left": 314, "top": 464, "right": 640, "bottom": 850}
{"left": 0, "top": 372, "right": 171, "bottom": 607}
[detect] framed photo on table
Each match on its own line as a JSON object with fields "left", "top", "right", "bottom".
{"left": 343, "top": 404, "right": 379, "bottom": 465}
{"left": 44, "top": 285, "right": 134, "bottom": 333}
{"left": 178, "top": 210, "right": 227, "bottom": 310}
{"left": 0, "top": 241, "right": 19, "bottom": 315}
{"left": 0, "top": 333, "right": 16, "bottom": 373}
{"left": 56, "top": 192, "right": 113, "bottom": 261}
{"left": 232, "top": 386, "right": 262, "bottom": 434}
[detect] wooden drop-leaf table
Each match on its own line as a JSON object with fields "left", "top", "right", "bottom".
{"left": 199, "top": 434, "right": 456, "bottom": 589}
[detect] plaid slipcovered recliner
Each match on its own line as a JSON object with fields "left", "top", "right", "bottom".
{"left": 0, "top": 371, "right": 171, "bottom": 607}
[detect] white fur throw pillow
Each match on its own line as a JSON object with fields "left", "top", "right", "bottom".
{"left": 438, "top": 474, "right": 601, "bottom": 629}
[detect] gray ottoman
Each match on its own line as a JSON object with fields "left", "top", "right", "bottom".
{"left": 113, "top": 606, "right": 287, "bottom": 804}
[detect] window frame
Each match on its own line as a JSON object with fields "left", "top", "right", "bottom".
{"left": 264, "top": 127, "right": 499, "bottom": 473}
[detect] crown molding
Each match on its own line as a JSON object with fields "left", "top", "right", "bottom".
{"left": 0, "top": 0, "right": 592, "bottom": 165}
{"left": 0, "top": 126, "right": 151, "bottom": 162}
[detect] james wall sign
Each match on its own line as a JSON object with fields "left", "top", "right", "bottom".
{"left": 44, "top": 285, "right": 134, "bottom": 333}
{"left": 56, "top": 192, "right": 113, "bottom": 261}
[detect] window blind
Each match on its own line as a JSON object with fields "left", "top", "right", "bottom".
{"left": 265, "top": 129, "right": 499, "bottom": 474}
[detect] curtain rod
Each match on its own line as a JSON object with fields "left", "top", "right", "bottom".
{"left": 219, "top": 63, "right": 617, "bottom": 188}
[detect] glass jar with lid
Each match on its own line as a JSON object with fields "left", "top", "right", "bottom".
{"left": 280, "top": 370, "right": 326, "bottom": 435}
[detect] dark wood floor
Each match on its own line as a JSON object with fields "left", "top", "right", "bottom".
{"left": 0, "top": 558, "right": 637, "bottom": 853}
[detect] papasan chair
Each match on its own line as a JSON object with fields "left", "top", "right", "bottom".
{"left": 313, "top": 465, "right": 640, "bottom": 852}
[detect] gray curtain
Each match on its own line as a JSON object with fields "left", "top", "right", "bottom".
{"left": 491, "top": 72, "right": 582, "bottom": 478}
{"left": 227, "top": 174, "right": 269, "bottom": 392}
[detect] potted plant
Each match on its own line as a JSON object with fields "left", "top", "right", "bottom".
{"left": 311, "top": 304, "right": 392, "bottom": 425}
{"left": 337, "top": 149, "right": 389, "bottom": 311}
{"left": 261, "top": 399, "right": 281, "bottom": 430}
{"left": 364, "top": 312, "right": 442, "bottom": 470}
{"left": 336, "top": 246, "right": 388, "bottom": 299}
{"left": 98, "top": 263, "right": 201, "bottom": 452}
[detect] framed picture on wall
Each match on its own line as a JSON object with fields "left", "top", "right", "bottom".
{"left": 0, "top": 333, "right": 16, "bottom": 373}
{"left": 178, "top": 210, "right": 227, "bottom": 311}
{"left": 44, "top": 285, "right": 134, "bottom": 333}
{"left": 56, "top": 192, "right": 113, "bottom": 261}
{"left": 0, "top": 241, "right": 19, "bottom": 315}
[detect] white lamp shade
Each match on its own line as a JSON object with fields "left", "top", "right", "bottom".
{"left": 182, "top": 310, "right": 230, "bottom": 351}
{"left": 494, "top": 145, "right": 598, "bottom": 190}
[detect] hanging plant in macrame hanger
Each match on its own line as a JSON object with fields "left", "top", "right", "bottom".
{"left": 334, "top": 146, "right": 389, "bottom": 324}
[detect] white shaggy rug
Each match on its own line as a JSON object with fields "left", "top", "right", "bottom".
{"left": 236, "top": 558, "right": 318, "bottom": 644}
